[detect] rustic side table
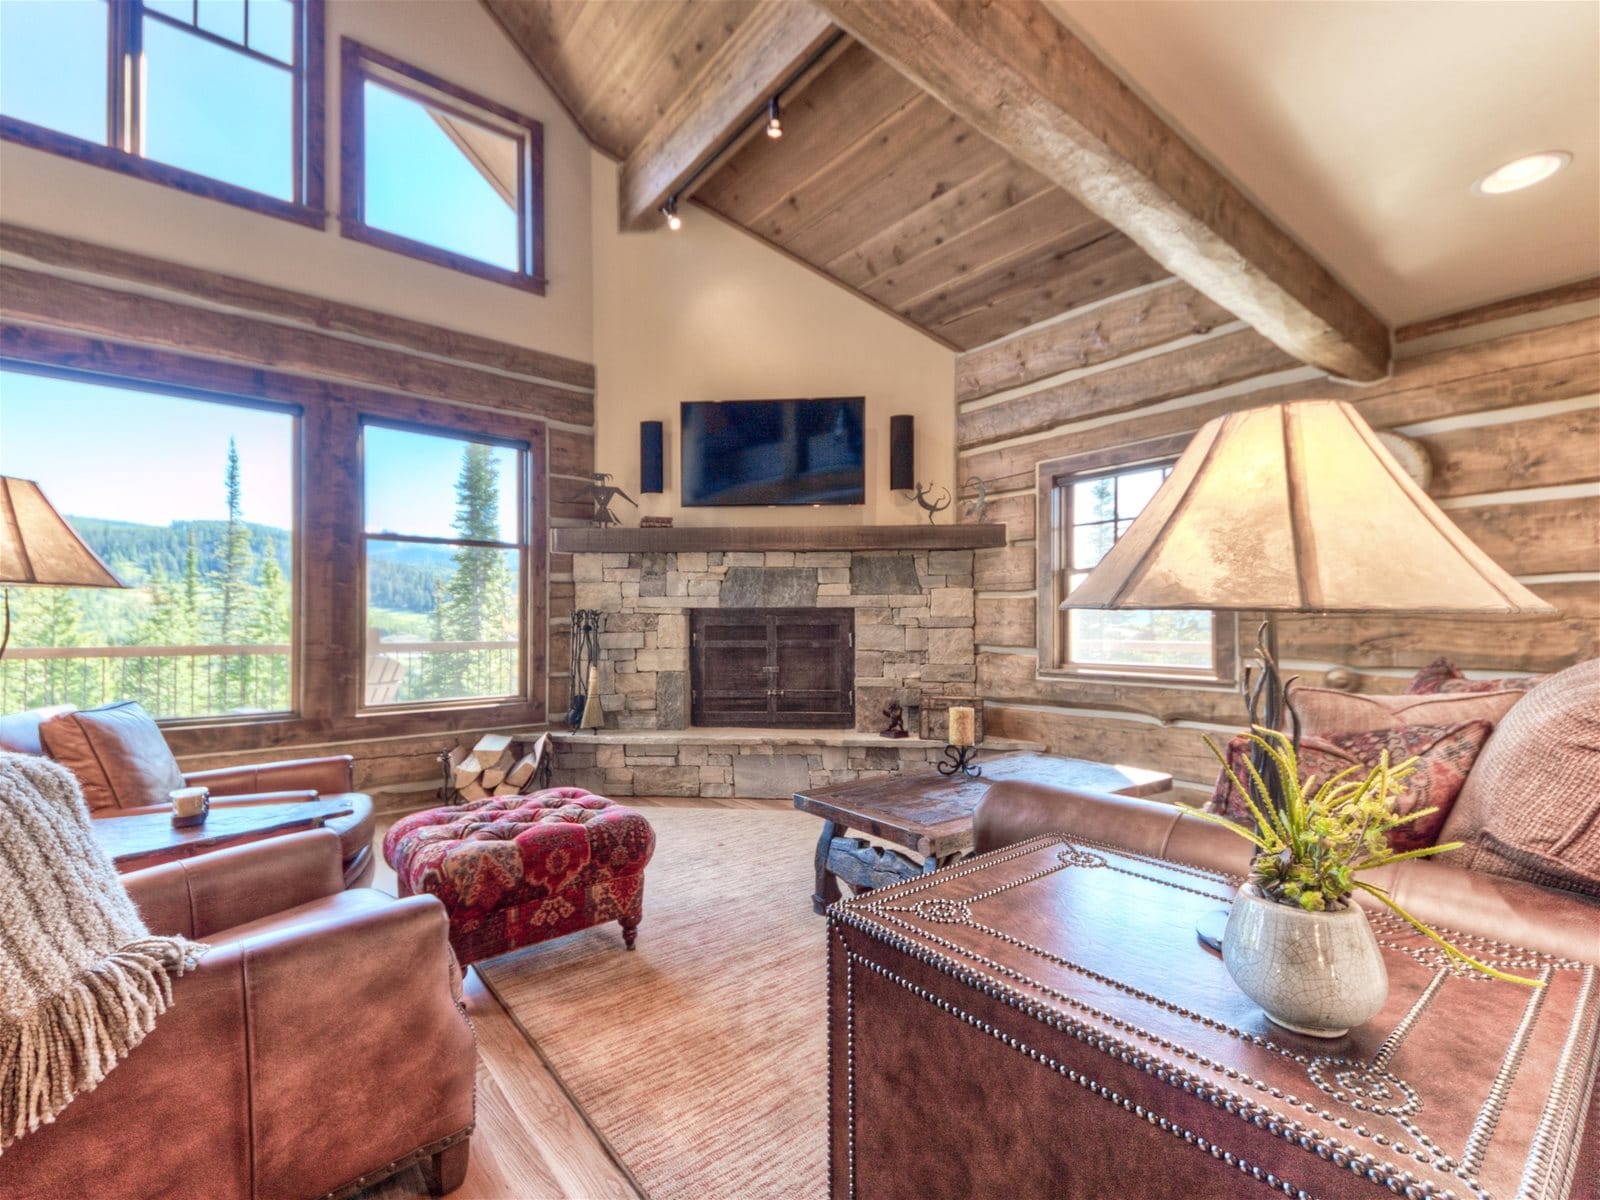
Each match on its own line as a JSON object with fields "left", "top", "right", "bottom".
{"left": 827, "top": 835, "right": 1598, "bottom": 1199}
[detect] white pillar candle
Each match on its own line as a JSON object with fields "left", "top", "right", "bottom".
{"left": 948, "top": 706, "right": 976, "bottom": 748}
{"left": 169, "top": 786, "right": 209, "bottom": 817}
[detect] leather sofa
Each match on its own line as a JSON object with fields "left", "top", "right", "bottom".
{"left": 0, "top": 830, "right": 477, "bottom": 1200}
{"left": 0, "top": 703, "right": 376, "bottom": 888}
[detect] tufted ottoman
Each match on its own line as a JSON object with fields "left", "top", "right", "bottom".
{"left": 382, "top": 787, "right": 655, "bottom": 965}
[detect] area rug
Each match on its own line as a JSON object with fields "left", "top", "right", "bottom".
{"left": 476, "top": 804, "right": 829, "bottom": 1200}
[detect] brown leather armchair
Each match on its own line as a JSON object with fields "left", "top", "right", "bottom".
{"left": 0, "top": 830, "right": 477, "bottom": 1200}
{"left": 0, "top": 704, "right": 376, "bottom": 888}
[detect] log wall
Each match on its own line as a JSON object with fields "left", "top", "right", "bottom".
{"left": 0, "top": 225, "right": 597, "bottom": 809}
{"left": 957, "top": 277, "right": 1600, "bottom": 800}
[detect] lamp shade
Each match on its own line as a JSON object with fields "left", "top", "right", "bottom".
{"left": 0, "top": 477, "right": 124, "bottom": 588}
{"left": 1061, "top": 401, "right": 1554, "bottom": 616}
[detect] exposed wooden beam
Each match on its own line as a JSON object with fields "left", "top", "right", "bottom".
{"left": 617, "top": 3, "right": 839, "bottom": 232}
{"left": 813, "top": 0, "right": 1391, "bottom": 381}
{"left": 1395, "top": 277, "right": 1600, "bottom": 343}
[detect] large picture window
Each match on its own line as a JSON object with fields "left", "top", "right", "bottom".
{"left": 362, "top": 422, "right": 529, "bottom": 707}
{"left": 339, "top": 40, "right": 545, "bottom": 291}
{"left": 1040, "top": 443, "right": 1233, "bottom": 682}
{"left": 0, "top": 0, "right": 323, "bottom": 224}
{"left": 0, "top": 364, "right": 298, "bottom": 718}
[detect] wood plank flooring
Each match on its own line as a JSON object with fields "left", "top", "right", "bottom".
{"left": 362, "top": 796, "right": 788, "bottom": 1200}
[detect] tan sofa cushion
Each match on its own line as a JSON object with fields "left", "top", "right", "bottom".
{"left": 1440, "top": 661, "right": 1600, "bottom": 897}
{"left": 1294, "top": 686, "right": 1524, "bottom": 737}
{"left": 39, "top": 701, "right": 185, "bottom": 812}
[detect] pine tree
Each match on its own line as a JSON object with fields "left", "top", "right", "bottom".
{"left": 437, "top": 444, "right": 516, "bottom": 696}
{"left": 216, "top": 439, "right": 253, "bottom": 644}
{"left": 247, "top": 537, "right": 292, "bottom": 710}
{"left": 182, "top": 529, "right": 204, "bottom": 635}
{"left": 11, "top": 588, "right": 85, "bottom": 707}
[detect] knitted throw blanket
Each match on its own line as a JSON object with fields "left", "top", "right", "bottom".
{"left": 0, "top": 753, "right": 204, "bottom": 1151}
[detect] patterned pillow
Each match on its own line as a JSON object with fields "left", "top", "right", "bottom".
{"left": 1405, "top": 656, "right": 1546, "bottom": 696}
{"left": 1205, "top": 720, "right": 1494, "bottom": 852}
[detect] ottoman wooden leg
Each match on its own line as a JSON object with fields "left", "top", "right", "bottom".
{"left": 421, "top": 1137, "right": 470, "bottom": 1195}
{"left": 621, "top": 914, "right": 640, "bottom": 949}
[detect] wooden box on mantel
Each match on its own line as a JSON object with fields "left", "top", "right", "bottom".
{"left": 920, "top": 697, "right": 984, "bottom": 744}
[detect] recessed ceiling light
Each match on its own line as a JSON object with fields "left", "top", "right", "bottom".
{"left": 1473, "top": 151, "right": 1571, "bottom": 196}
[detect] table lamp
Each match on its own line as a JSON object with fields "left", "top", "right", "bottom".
{"left": 1059, "top": 400, "right": 1555, "bottom": 946}
{"left": 0, "top": 477, "right": 126, "bottom": 657}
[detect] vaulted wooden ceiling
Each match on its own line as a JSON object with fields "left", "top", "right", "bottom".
{"left": 482, "top": 0, "right": 1389, "bottom": 377}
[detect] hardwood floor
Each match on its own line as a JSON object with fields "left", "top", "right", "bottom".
{"left": 362, "top": 796, "right": 790, "bottom": 1200}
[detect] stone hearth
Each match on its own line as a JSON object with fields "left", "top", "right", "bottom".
{"left": 572, "top": 548, "right": 978, "bottom": 734}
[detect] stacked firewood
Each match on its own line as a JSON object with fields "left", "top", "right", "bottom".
{"left": 443, "top": 733, "right": 551, "bottom": 803}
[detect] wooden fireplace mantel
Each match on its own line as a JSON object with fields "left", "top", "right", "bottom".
{"left": 552, "top": 523, "right": 1007, "bottom": 554}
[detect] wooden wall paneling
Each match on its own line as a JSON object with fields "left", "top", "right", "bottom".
{"left": 974, "top": 491, "right": 1037, "bottom": 543}
{"left": 923, "top": 232, "right": 1165, "bottom": 350}
{"left": 826, "top": 157, "right": 1053, "bottom": 290}
{"left": 958, "top": 326, "right": 1297, "bottom": 448}
{"left": 955, "top": 279, "right": 1228, "bottom": 403}
{"left": 974, "top": 595, "right": 1035, "bottom": 647}
{"left": 956, "top": 377, "right": 1331, "bottom": 493}
{"left": 1422, "top": 403, "right": 1600, "bottom": 498}
{"left": 977, "top": 651, "right": 1246, "bottom": 725}
{"left": 814, "top": 0, "right": 1390, "bottom": 381}
{"left": 1277, "top": 581, "right": 1599, "bottom": 673}
{"left": 0, "top": 222, "right": 596, "bottom": 389}
{"left": 547, "top": 428, "right": 596, "bottom": 477}
{"left": 549, "top": 475, "right": 598, "bottom": 522}
{"left": 1396, "top": 278, "right": 1600, "bottom": 344}
{"left": 1444, "top": 495, "right": 1600, "bottom": 576}
{"left": 0, "top": 265, "right": 594, "bottom": 426}
{"left": 975, "top": 541, "right": 1038, "bottom": 590}
{"left": 984, "top": 703, "right": 1226, "bottom": 785}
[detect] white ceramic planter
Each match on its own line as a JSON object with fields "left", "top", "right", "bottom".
{"left": 1222, "top": 884, "right": 1389, "bottom": 1038}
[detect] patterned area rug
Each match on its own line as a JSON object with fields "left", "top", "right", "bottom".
{"left": 476, "top": 805, "right": 829, "bottom": 1200}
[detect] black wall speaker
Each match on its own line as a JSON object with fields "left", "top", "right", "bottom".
{"left": 640, "top": 421, "right": 664, "bottom": 493}
{"left": 889, "top": 414, "right": 915, "bottom": 491}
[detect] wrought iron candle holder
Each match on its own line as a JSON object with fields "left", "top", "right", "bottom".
{"left": 936, "top": 744, "right": 981, "bottom": 778}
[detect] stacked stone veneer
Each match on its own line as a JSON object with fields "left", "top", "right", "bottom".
{"left": 569, "top": 548, "right": 978, "bottom": 734}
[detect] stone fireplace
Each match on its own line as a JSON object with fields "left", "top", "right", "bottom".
{"left": 690, "top": 607, "right": 855, "bottom": 728}
{"left": 570, "top": 546, "right": 977, "bottom": 733}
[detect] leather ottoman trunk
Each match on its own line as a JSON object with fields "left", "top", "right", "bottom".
{"left": 827, "top": 835, "right": 1599, "bottom": 1200}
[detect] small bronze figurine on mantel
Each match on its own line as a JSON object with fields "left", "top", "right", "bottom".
{"left": 880, "top": 700, "right": 910, "bottom": 739}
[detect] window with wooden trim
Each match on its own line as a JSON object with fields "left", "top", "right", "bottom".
{"left": 1041, "top": 444, "right": 1234, "bottom": 682}
{"left": 0, "top": 0, "right": 324, "bottom": 225}
{"left": 361, "top": 422, "right": 530, "bottom": 708}
{"left": 339, "top": 40, "right": 545, "bottom": 292}
{"left": 0, "top": 362, "right": 299, "bottom": 719}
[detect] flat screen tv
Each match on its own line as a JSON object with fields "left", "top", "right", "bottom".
{"left": 681, "top": 397, "right": 865, "bottom": 507}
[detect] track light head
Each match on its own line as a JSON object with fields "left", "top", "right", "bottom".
{"left": 766, "top": 95, "right": 783, "bottom": 139}
{"left": 661, "top": 197, "right": 682, "bottom": 232}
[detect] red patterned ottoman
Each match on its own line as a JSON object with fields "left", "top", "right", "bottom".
{"left": 382, "top": 788, "right": 655, "bottom": 966}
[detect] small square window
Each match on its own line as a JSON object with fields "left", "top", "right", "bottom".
{"left": 340, "top": 40, "right": 545, "bottom": 292}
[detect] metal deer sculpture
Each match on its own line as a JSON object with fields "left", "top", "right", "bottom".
{"left": 908, "top": 482, "right": 951, "bottom": 525}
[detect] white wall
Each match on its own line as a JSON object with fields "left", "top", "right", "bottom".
{"left": 589, "top": 155, "right": 956, "bottom": 527}
{"left": 0, "top": 0, "right": 593, "bottom": 364}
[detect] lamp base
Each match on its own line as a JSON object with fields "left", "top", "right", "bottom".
{"left": 1195, "top": 906, "right": 1230, "bottom": 954}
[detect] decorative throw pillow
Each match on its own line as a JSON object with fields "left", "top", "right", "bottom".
{"left": 1205, "top": 720, "right": 1494, "bottom": 852}
{"left": 38, "top": 701, "right": 185, "bottom": 812}
{"left": 1404, "top": 656, "right": 1546, "bottom": 696}
{"left": 1444, "top": 660, "right": 1600, "bottom": 898}
{"left": 1293, "top": 685, "right": 1523, "bottom": 737}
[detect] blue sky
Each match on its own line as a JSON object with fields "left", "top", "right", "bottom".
{"left": 0, "top": 0, "right": 519, "bottom": 266}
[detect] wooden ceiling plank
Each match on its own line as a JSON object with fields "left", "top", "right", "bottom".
{"left": 814, "top": 0, "right": 1391, "bottom": 380}
{"left": 862, "top": 189, "right": 1107, "bottom": 312}
{"left": 696, "top": 44, "right": 919, "bottom": 224}
{"left": 779, "top": 106, "right": 1013, "bottom": 265}
{"left": 617, "top": 3, "right": 838, "bottom": 232}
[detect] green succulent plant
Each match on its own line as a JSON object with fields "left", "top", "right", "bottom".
{"left": 1183, "top": 727, "right": 1542, "bottom": 988}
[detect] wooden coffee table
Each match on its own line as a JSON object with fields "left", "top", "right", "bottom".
{"left": 793, "top": 752, "right": 1170, "bottom": 913}
{"left": 93, "top": 798, "right": 356, "bottom": 872}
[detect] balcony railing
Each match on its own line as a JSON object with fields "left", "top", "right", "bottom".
{"left": 0, "top": 638, "right": 520, "bottom": 719}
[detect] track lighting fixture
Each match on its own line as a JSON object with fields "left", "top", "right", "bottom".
{"left": 766, "top": 96, "right": 783, "bottom": 139}
{"left": 661, "top": 196, "right": 682, "bottom": 232}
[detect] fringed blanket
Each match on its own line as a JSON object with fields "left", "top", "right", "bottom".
{"left": 0, "top": 753, "right": 204, "bottom": 1151}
